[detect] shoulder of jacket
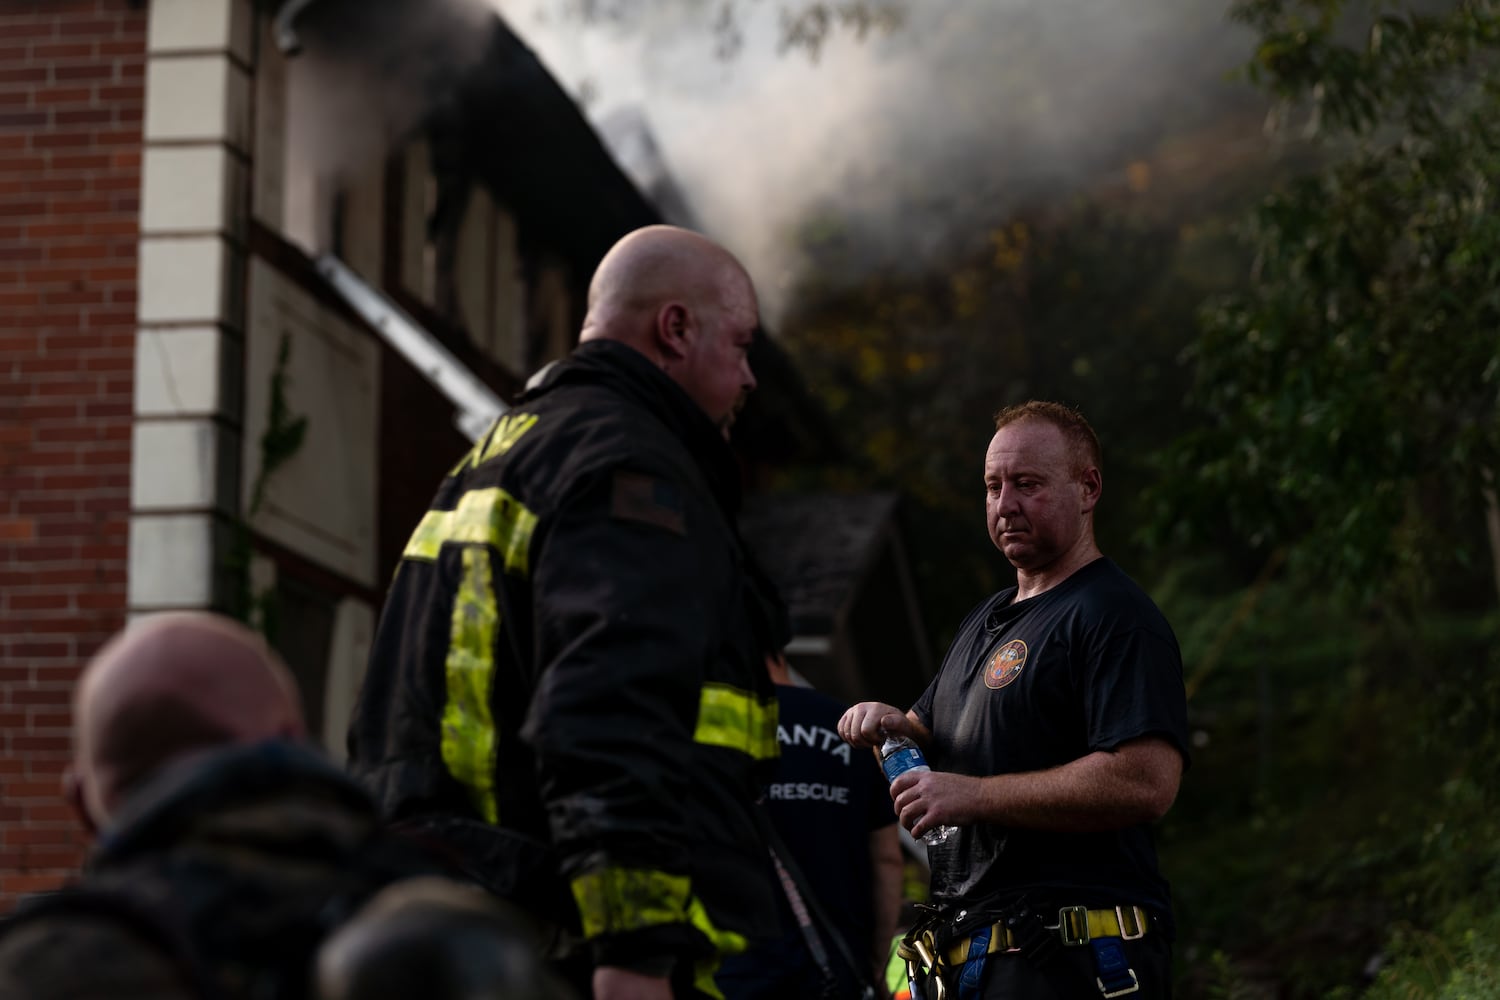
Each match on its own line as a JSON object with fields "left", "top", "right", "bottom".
{"left": 0, "top": 888, "right": 200, "bottom": 996}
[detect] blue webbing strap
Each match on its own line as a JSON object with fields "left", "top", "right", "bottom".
{"left": 957, "top": 925, "right": 992, "bottom": 1000}
{"left": 1089, "top": 937, "right": 1140, "bottom": 997}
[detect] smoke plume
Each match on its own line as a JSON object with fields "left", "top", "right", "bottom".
{"left": 282, "top": 0, "right": 495, "bottom": 183}
{"left": 485, "top": 0, "right": 1259, "bottom": 322}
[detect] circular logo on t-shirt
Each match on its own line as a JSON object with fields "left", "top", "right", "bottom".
{"left": 984, "top": 639, "right": 1028, "bottom": 690}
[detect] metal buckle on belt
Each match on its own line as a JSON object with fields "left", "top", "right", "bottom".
{"left": 1115, "top": 906, "right": 1145, "bottom": 941}
{"left": 1052, "top": 905, "right": 1091, "bottom": 946}
{"left": 1099, "top": 969, "right": 1140, "bottom": 997}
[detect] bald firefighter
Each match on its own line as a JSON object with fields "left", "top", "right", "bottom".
{"left": 348, "top": 226, "right": 787, "bottom": 1000}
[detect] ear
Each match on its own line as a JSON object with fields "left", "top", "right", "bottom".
{"left": 1079, "top": 466, "right": 1102, "bottom": 514}
{"left": 61, "top": 766, "right": 99, "bottom": 837}
{"left": 654, "top": 302, "right": 692, "bottom": 363}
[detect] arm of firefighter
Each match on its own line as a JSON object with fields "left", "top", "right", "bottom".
{"left": 525, "top": 464, "right": 721, "bottom": 970}
{"left": 891, "top": 736, "right": 1184, "bottom": 836}
{"left": 593, "top": 965, "right": 674, "bottom": 1000}
{"left": 868, "top": 822, "right": 903, "bottom": 993}
{"left": 346, "top": 509, "right": 486, "bottom": 820}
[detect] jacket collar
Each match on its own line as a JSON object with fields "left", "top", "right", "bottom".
{"left": 528, "top": 339, "right": 744, "bottom": 515}
{"left": 92, "top": 741, "right": 375, "bottom": 868}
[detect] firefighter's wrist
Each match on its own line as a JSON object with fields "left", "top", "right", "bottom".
{"left": 587, "top": 927, "right": 686, "bottom": 976}
{"left": 598, "top": 955, "right": 675, "bottom": 978}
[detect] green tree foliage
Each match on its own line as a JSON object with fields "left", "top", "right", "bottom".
{"left": 1138, "top": 8, "right": 1500, "bottom": 994}
{"left": 779, "top": 191, "right": 1248, "bottom": 641}
{"left": 1148, "top": 0, "right": 1500, "bottom": 602}
{"left": 1155, "top": 564, "right": 1500, "bottom": 997}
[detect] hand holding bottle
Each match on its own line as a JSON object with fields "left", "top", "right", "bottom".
{"left": 878, "top": 733, "right": 959, "bottom": 847}
{"left": 837, "top": 701, "right": 911, "bottom": 749}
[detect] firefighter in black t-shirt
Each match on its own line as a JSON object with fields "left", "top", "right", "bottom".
{"left": 840, "top": 401, "right": 1190, "bottom": 1000}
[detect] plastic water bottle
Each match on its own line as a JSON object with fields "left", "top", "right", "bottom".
{"left": 878, "top": 734, "right": 958, "bottom": 846}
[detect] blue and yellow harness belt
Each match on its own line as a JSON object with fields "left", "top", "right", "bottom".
{"left": 940, "top": 905, "right": 1149, "bottom": 966}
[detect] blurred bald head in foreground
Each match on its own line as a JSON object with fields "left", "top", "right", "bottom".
{"left": 316, "top": 877, "right": 573, "bottom": 1000}
{"left": 0, "top": 612, "right": 459, "bottom": 1000}
{"left": 67, "top": 611, "right": 306, "bottom": 830}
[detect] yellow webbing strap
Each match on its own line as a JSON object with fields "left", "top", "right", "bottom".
{"left": 440, "top": 546, "right": 501, "bottom": 824}
{"left": 694, "top": 956, "right": 728, "bottom": 999}
{"left": 1079, "top": 906, "right": 1148, "bottom": 942}
{"left": 693, "top": 683, "right": 779, "bottom": 760}
{"left": 403, "top": 487, "right": 538, "bottom": 575}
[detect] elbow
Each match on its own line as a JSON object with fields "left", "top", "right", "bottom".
{"left": 1136, "top": 774, "right": 1180, "bottom": 824}
{"left": 1140, "top": 791, "right": 1174, "bottom": 824}
{"left": 1113, "top": 738, "right": 1183, "bottom": 824}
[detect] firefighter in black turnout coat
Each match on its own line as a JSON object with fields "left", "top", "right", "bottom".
{"left": 348, "top": 226, "right": 786, "bottom": 1000}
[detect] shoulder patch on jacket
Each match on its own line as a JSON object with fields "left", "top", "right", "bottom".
{"left": 611, "top": 472, "right": 686, "bottom": 536}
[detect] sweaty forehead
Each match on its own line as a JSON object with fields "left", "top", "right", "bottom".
{"left": 985, "top": 420, "right": 1072, "bottom": 473}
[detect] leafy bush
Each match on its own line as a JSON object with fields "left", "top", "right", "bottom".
{"left": 1356, "top": 903, "right": 1500, "bottom": 999}
{"left": 1155, "top": 560, "right": 1500, "bottom": 997}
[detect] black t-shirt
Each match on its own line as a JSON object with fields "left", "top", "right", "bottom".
{"left": 911, "top": 557, "right": 1189, "bottom": 932}
{"left": 765, "top": 683, "right": 896, "bottom": 968}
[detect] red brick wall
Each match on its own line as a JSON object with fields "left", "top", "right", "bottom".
{"left": 0, "top": 0, "right": 146, "bottom": 913}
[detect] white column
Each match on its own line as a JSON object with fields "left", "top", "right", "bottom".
{"left": 129, "top": 0, "right": 254, "bottom": 613}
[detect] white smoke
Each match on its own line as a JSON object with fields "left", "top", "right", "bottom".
{"left": 483, "top": 1, "right": 1257, "bottom": 323}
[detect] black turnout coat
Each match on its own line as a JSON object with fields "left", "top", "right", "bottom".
{"left": 348, "top": 340, "right": 786, "bottom": 977}
{"left": 0, "top": 741, "right": 435, "bottom": 1000}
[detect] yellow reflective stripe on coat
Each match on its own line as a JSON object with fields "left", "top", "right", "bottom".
{"left": 693, "top": 683, "right": 779, "bottom": 760}
{"left": 440, "top": 546, "right": 500, "bottom": 824}
{"left": 694, "top": 958, "right": 727, "bottom": 1000}
{"left": 448, "top": 412, "right": 541, "bottom": 476}
{"left": 570, "top": 867, "right": 747, "bottom": 956}
{"left": 403, "top": 487, "right": 537, "bottom": 575}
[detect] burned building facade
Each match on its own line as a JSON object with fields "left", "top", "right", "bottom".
{"left": 0, "top": 0, "right": 934, "bottom": 910}
{"left": 1, "top": 0, "right": 665, "bottom": 908}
